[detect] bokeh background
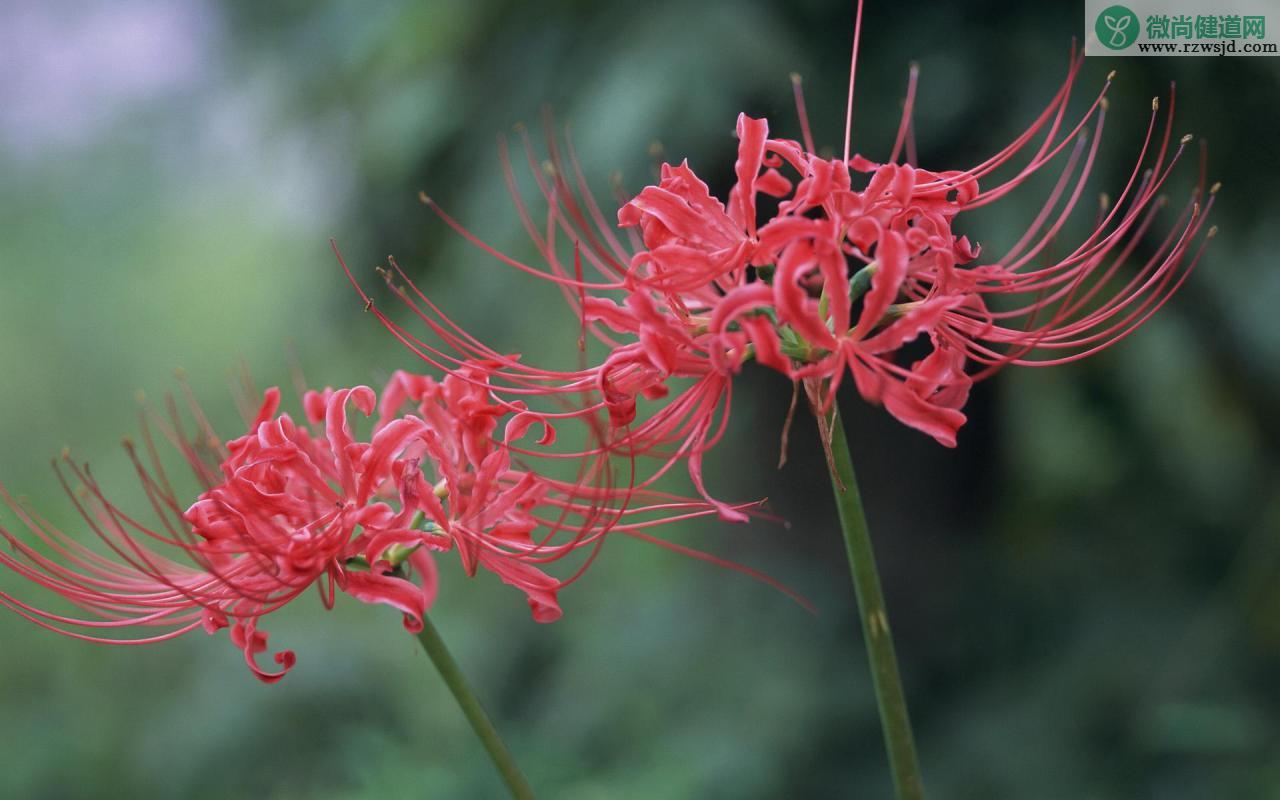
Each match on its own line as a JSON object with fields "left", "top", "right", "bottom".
{"left": 2, "top": 1, "right": 1278, "bottom": 797}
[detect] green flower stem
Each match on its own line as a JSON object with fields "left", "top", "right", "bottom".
{"left": 416, "top": 615, "right": 537, "bottom": 800}
{"left": 825, "top": 407, "right": 925, "bottom": 800}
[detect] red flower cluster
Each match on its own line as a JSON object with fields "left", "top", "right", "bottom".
{"left": 0, "top": 25, "right": 1218, "bottom": 684}
{"left": 0, "top": 367, "right": 747, "bottom": 681}
{"left": 351, "top": 49, "right": 1216, "bottom": 509}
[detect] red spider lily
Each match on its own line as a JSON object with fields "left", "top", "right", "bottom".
{"left": 347, "top": 35, "right": 1215, "bottom": 457}
{"left": 0, "top": 384, "right": 445, "bottom": 682}
{"left": 0, "top": 367, "right": 772, "bottom": 682}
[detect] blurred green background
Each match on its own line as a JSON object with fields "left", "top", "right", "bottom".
{"left": 2, "top": 1, "right": 1278, "bottom": 797}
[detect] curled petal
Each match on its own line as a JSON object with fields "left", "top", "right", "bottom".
{"left": 477, "top": 550, "right": 561, "bottom": 623}
{"left": 729, "top": 114, "right": 769, "bottom": 238}
{"left": 854, "top": 230, "right": 908, "bottom": 339}
{"left": 229, "top": 620, "right": 296, "bottom": 684}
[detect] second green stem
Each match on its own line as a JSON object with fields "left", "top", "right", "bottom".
{"left": 825, "top": 407, "right": 925, "bottom": 800}
{"left": 416, "top": 614, "right": 537, "bottom": 800}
